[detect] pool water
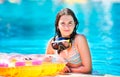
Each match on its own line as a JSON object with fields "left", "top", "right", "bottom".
{"left": 0, "top": 0, "right": 120, "bottom": 76}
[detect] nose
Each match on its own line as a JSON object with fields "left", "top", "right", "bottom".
{"left": 64, "top": 25, "right": 69, "bottom": 29}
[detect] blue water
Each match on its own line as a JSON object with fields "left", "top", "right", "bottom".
{"left": 0, "top": 0, "right": 120, "bottom": 76}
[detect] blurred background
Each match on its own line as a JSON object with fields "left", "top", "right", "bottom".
{"left": 0, "top": 0, "right": 120, "bottom": 76}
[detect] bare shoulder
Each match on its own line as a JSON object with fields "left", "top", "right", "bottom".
{"left": 48, "top": 37, "right": 54, "bottom": 43}
{"left": 46, "top": 37, "right": 55, "bottom": 54}
{"left": 75, "top": 34, "right": 86, "bottom": 42}
{"left": 74, "top": 34, "right": 88, "bottom": 47}
{"left": 74, "top": 34, "right": 90, "bottom": 52}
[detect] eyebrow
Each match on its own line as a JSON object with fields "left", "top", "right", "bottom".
{"left": 69, "top": 21, "right": 74, "bottom": 23}
{"left": 59, "top": 20, "right": 74, "bottom": 23}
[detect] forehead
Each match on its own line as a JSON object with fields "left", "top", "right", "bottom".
{"left": 59, "top": 15, "right": 74, "bottom": 22}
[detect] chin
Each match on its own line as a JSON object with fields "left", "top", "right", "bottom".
{"left": 61, "top": 32, "right": 71, "bottom": 37}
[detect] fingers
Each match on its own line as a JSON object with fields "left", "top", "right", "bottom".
{"left": 63, "top": 66, "right": 71, "bottom": 73}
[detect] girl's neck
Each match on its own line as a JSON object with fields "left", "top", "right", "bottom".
{"left": 61, "top": 35, "right": 70, "bottom": 38}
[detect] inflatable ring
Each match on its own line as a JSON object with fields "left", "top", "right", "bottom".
{"left": 0, "top": 53, "right": 65, "bottom": 77}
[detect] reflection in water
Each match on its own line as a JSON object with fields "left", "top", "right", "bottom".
{"left": 0, "top": 0, "right": 4, "bottom": 4}
{"left": 63, "top": 0, "right": 88, "bottom": 5}
{"left": 8, "top": 0, "right": 21, "bottom": 4}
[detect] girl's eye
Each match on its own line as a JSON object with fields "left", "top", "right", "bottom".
{"left": 69, "top": 22, "right": 72, "bottom": 25}
{"left": 68, "top": 22, "right": 74, "bottom": 26}
{"left": 69, "top": 21, "right": 74, "bottom": 24}
{"left": 61, "top": 22, "right": 65, "bottom": 25}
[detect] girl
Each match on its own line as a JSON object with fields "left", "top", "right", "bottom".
{"left": 46, "top": 8, "right": 92, "bottom": 74}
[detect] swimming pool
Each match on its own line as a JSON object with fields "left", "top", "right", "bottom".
{"left": 0, "top": 0, "right": 120, "bottom": 76}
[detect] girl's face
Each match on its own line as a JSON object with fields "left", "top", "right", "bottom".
{"left": 58, "top": 15, "right": 75, "bottom": 37}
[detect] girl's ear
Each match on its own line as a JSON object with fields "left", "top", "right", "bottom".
{"left": 74, "top": 21, "right": 77, "bottom": 25}
{"left": 57, "top": 26, "right": 59, "bottom": 29}
{"left": 57, "top": 27, "right": 59, "bottom": 31}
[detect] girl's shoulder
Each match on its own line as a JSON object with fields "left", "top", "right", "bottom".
{"left": 75, "top": 34, "right": 86, "bottom": 41}
{"left": 73, "top": 34, "right": 88, "bottom": 48}
{"left": 48, "top": 37, "right": 55, "bottom": 43}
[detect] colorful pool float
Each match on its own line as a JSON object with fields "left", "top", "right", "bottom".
{"left": 0, "top": 53, "right": 66, "bottom": 77}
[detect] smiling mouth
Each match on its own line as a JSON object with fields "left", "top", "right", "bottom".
{"left": 64, "top": 30, "right": 70, "bottom": 32}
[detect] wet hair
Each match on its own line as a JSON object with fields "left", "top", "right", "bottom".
{"left": 54, "top": 8, "right": 79, "bottom": 41}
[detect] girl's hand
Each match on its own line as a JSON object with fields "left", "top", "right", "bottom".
{"left": 62, "top": 66, "right": 72, "bottom": 73}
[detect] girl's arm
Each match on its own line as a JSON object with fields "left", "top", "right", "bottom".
{"left": 70, "top": 35, "right": 92, "bottom": 74}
